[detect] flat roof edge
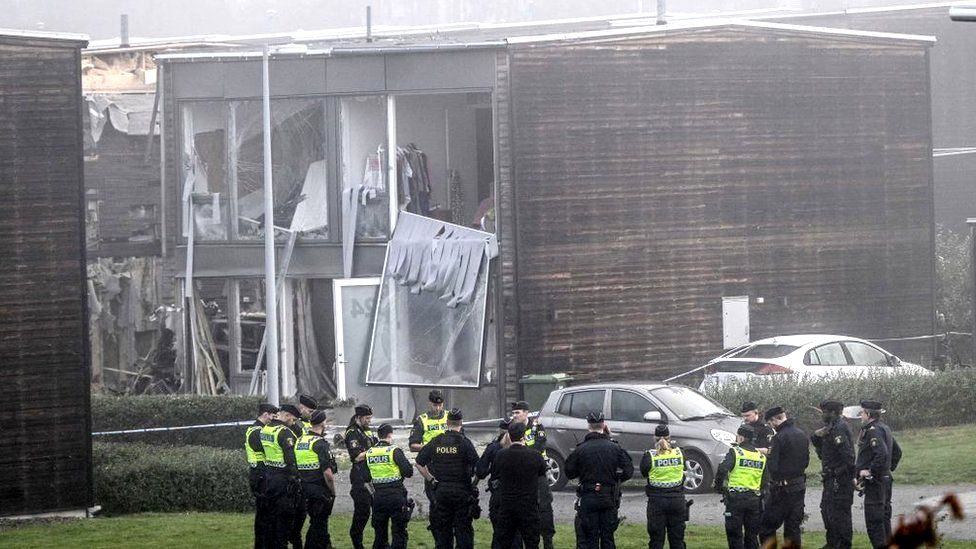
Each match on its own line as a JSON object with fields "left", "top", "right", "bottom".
{"left": 0, "top": 27, "right": 89, "bottom": 45}
{"left": 155, "top": 41, "right": 505, "bottom": 62}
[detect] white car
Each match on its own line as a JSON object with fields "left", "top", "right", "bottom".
{"left": 699, "top": 334, "right": 931, "bottom": 390}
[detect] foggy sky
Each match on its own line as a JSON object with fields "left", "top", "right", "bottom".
{"left": 1, "top": 0, "right": 932, "bottom": 41}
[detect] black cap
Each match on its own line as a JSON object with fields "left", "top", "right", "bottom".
{"left": 740, "top": 401, "right": 758, "bottom": 414}
{"left": 511, "top": 400, "right": 530, "bottom": 411}
{"left": 655, "top": 424, "right": 670, "bottom": 437}
{"left": 498, "top": 417, "right": 512, "bottom": 430}
{"left": 279, "top": 404, "right": 301, "bottom": 418}
{"left": 764, "top": 406, "right": 785, "bottom": 421}
{"left": 508, "top": 421, "right": 527, "bottom": 441}
{"left": 819, "top": 400, "right": 844, "bottom": 414}
{"left": 586, "top": 410, "right": 605, "bottom": 424}
{"left": 377, "top": 423, "right": 394, "bottom": 438}
{"left": 429, "top": 390, "right": 445, "bottom": 404}
{"left": 309, "top": 410, "right": 327, "bottom": 425}
{"left": 299, "top": 394, "right": 318, "bottom": 409}
{"left": 737, "top": 424, "right": 756, "bottom": 439}
{"left": 354, "top": 404, "right": 373, "bottom": 417}
{"left": 258, "top": 403, "right": 279, "bottom": 415}
{"left": 860, "top": 400, "right": 884, "bottom": 412}
{"left": 447, "top": 408, "right": 463, "bottom": 421}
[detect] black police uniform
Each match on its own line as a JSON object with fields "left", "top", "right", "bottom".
{"left": 288, "top": 422, "right": 307, "bottom": 549}
{"left": 760, "top": 417, "right": 809, "bottom": 548}
{"left": 714, "top": 440, "right": 765, "bottom": 549}
{"left": 247, "top": 420, "right": 272, "bottom": 549}
{"left": 856, "top": 418, "right": 902, "bottom": 549}
{"left": 263, "top": 419, "right": 300, "bottom": 549}
{"left": 409, "top": 407, "right": 447, "bottom": 514}
{"left": 367, "top": 440, "right": 414, "bottom": 549}
{"left": 345, "top": 419, "right": 377, "bottom": 549}
{"left": 416, "top": 429, "right": 480, "bottom": 549}
{"left": 747, "top": 420, "right": 775, "bottom": 451}
{"left": 639, "top": 446, "right": 687, "bottom": 549}
{"left": 811, "top": 415, "right": 855, "bottom": 549}
{"left": 490, "top": 440, "right": 548, "bottom": 549}
{"left": 524, "top": 418, "right": 556, "bottom": 549}
{"left": 565, "top": 426, "right": 634, "bottom": 549}
{"left": 475, "top": 429, "right": 522, "bottom": 549}
{"left": 299, "top": 435, "right": 338, "bottom": 549}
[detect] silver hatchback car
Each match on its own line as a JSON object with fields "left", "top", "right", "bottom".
{"left": 537, "top": 382, "right": 741, "bottom": 493}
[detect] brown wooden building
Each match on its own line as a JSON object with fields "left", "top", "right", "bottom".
{"left": 0, "top": 29, "right": 92, "bottom": 516}
{"left": 157, "top": 20, "right": 936, "bottom": 415}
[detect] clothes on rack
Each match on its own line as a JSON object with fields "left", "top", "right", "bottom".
{"left": 396, "top": 144, "right": 433, "bottom": 216}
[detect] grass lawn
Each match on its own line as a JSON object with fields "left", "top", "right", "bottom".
{"left": 805, "top": 423, "right": 976, "bottom": 485}
{"left": 1, "top": 513, "right": 975, "bottom": 549}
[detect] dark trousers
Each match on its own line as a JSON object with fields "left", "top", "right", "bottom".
{"left": 538, "top": 479, "right": 555, "bottom": 548}
{"left": 488, "top": 490, "right": 523, "bottom": 549}
{"left": 350, "top": 482, "right": 372, "bottom": 549}
{"left": 760, "top": 486, "right": 805, "bottom": 547}
{"left": 266, "top": 474, "right": 299, "bottom": 549}
{"left": 372, "top": 487, "right": 410, "bottom": 549}
{"left": 820, "top": 476, "right": 853, "bottom": 549}
{"left": 431, "top": 482, "right": 474, "bottom": 549}
{"left": 577, "top": 493, "right": 619, "bottom": 549}
{"left": 496, "top": 498, "right": 541, "bottom": 549}
{"left": 724, "top": 493, "right": 762, "bottom": 549}
{"left": 291, "top": 494, "right": 306, "bottom": 549}
{"left": 863, "top": 476, "right": 893, "bottom": 549}
{"left": 254, "top": 495, "right": 273, "bottom": 549}
{"left": 425, "top": 479, "right": 437, "bottom": 519}
{"left": 647, "top": 494, "right": 687, "bottom": 549}
{"left": 303, "top": 483, "right": 334, "bottom": 549}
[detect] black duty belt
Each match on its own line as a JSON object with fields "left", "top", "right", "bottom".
{"left": 773, "top": 475, "right": 806, "bottom": 488}
{"left": 580, "top": 482, "right": 616, "bottom": 493}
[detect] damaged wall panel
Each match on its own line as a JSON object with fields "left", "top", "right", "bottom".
{"left": 0, "top": 32, "right": 92, "bottom": 516}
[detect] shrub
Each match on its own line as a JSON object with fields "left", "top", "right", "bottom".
{"left": 92, "top": 395, "right": 263, "bottom": 449}
{"left": 94, "top": 442, "right": 251, "bottom": 514}
{"left": 706, "top": 368, "right": 976, "bottom": 432}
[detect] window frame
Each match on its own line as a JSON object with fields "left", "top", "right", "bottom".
{"left": 609, "top": 389, "right": 659, "bottom": 423}
{"left": 557, "top": 389, "right": 608, "bottom": 419}
{"left": 804, "top": 342, "right": 851, "bottom": 366}
{"left": 842, "top": 341, "right": 891, "bottom": 367}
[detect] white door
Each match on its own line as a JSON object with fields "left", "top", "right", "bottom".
{"left": 333, "top": 278, "right": 397, "bottom": 419}
{"left": 722, "top": 296, "right": 750, "bottom": 349}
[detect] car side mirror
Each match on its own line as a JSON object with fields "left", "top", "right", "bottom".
{"left": 889, "top": 356, "right": 901, "bottom": 367}
{"left": 643, "top": 411, "right": 664, "bottom": 423}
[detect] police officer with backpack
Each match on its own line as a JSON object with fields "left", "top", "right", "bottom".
{"left": 640, "top": 424, "right": 687, "bottom": 549}
{"left": 714, "top": 424, "right": 767, "bottom": 549}
{"left": 295, "top": 410, "right": 337, "bottom": 549}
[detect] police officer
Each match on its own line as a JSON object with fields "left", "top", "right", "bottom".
{"left": 855, "top": 400, "right": 902, "bottom": 549}
{"left": 247, "top": 402, "right": 278, "bottom": 549}
{"left": 739, "top": 401, "right": 774, "bottom": 452}
{"left": 565, "top": 411, "right": 634, "bottom": 549}
{"left": 714, "top": 424, "right": 767, "bottom": 549}
{"left": 260, "top": 403, "right": 301, "bottom": 549}
{"left": 491, "top": 421, "right": 549, "bottom": 549}
{"left": 760, "top": 405, "right": 809, "bottom": 548}
{"left": 410, "top": 390, "right": 449, "bottom": 515}
{"left": 295, "top": 410, "right": 337, "bottom": 549}
{"left": 298, "top": 394, "right": 319, "bottom": 435}
{"left": 416, "top": 408, "right": 480, "bottom": 549}
{"left": 640, "top": 424, "right": 687, "bottom": 549}
{"left": 366, "top": 423, "right": 414, "bottom": 549}
{"left": 511, "top": 401, "right": 555, "bottom": 549}
{"left": 345, "top": 404, "right": 377, "bottom": 549}
{"left": 476, "top": 418, "right": 521, "bottom": 549}
{"left": 811, "top": 399, "right": 855, "bottom": 549}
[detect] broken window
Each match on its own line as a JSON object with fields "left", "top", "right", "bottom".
{"left": 231, "top": 99, "right": 329, "bottom": 240}
{"left": 340, "top": 95, "right": 390, "bottom": 240}
{"left": 181, "top": 102, "right": 228, "bottom": 241}
{"left": 366, "top": 213, "right": 497, "bottom": 388}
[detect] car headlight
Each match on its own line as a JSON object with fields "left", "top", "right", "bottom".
{"left": 710, "top": 429, "right": 736, "bottom": 446}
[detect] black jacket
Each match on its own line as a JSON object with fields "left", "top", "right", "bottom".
{"left": 415, "top": 430, "right": 479, "bottom": 485}
{"left": 565, "top": 432, "right": 634, "bottom": 488}
{"left": 767, "top": 418, "right": 810, "bottom": 482}
{"left": 748, "top": 420, "right": 776, "bottom": 450}
{"left": 855, "top": 420, "right": 902, "bottom": 477}
{"left": 811, "top": 418, "right": 855, "bottom": 479}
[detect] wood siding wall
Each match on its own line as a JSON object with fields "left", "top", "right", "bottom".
{"left": 504, "top": 28, "right": 935, "bottom": 381}
{"left": 0, "top": 37, "right": 91, "bottom": 515}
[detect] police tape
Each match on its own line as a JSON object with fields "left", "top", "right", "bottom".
{"left": 91, "top": 420, "right": 443, "bottom": 437}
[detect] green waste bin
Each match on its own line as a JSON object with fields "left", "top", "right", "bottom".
{"left": 519, "top": 373, "right": 574, "bottom": 411}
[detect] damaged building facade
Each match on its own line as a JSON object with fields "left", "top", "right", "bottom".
{"left": 152, "top": 19, "right": 936, "bottom": 419}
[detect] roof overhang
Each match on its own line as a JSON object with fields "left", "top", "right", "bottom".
{"left": 0, "top": 28, "right": 88, "bottom": 47}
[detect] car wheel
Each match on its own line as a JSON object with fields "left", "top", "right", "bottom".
{"left": 682, "top": 451, "right": 714, "bottom": 494}
{"left": 546, "top": 452, "right": 568, "bottom": 491}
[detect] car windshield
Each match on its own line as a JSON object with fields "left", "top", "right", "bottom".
{"left": 650, "top": 385, "right": 734, "bottom": 420}
{"left": 732, "top": 344, "right": 799, "bottom": 359}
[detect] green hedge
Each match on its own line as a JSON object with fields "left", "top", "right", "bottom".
{"left": 706, "top": 368, "right": 976, "bottom": 432}
{"left": 94, "top": 442, "right": 251, "bottom": 514}
{"left": 92, "top": 395, "right": 263, "bottom": 449}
